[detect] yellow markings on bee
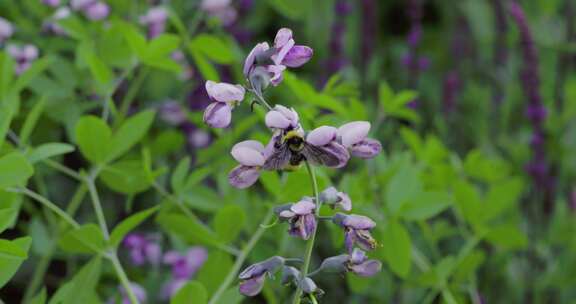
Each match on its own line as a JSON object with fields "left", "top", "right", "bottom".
{"left": 282, "top": 130, "right": 303, "bottom": 142}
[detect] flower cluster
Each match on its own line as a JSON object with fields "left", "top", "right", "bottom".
{"left": 6, "top": 44, "right": 39, "bottom": 75}
{"left": 121, "top": 233, "right": 208, "bottom": 300}
{"left": 509, "top": 1, "right": 554, "bottom": 208}
{"left": 140, "top": 6, "right": 168, "bottom": 39}
{"left": 201, "top": 27, "right": 382, "bottom": 301}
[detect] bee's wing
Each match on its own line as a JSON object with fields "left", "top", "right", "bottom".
{"left": 301, "top": 143, "right": 340, "bottom": 167}
{"left": 262, "top": 143, "right": 291, "bottom": 170}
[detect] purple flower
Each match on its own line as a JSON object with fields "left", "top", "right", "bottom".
{"left": 201, "top": 0, "right": 237, "bottom": 25}
{"left": 84, "top": 2, "right": 110, "bottom": 21}
{"left": 187, "top": 129, "right": 211, "bottom": 148}
{"left": 228, "top": 140, "right": 270, "bottom": 188}
{"left": 7, "top": 44, "right": 39, "bottom": 75}
{"left": 319, "top": 187, "right": 352, "bottom": 211}
{"left": 159, "top": 101, "right": 187, "bottom": 125}
{"left": 203, "top": 80, "right": 245, "bottom": 128}
{"left": 337, "top": 121, "right": 382, "bottom": 159}
{"left": 118, "top": 282, "right": 147, "bottom": 304}
{"left": 43, "top": 7, "right": 71, "bottom": 35}
{"left": 319, "top": 248, "right": 381, "bottom": 277}
{"left": 171, "top": 51, "right": 194, "bottom": 81}
{"left": 265, "top": 104, "right": 300, "bottom": 130}
{"left": 161, "top": 247, "right": 208, "bottom": 298}
{"left": 333, "top": 213, "right": 377, "bottom": 253}
{"left": 140, "top": 7, "right": 168, "bottom": 38}
{"left": 304, "top": 126, "right": 350, "bottom": 168}
{"left": 275, "top": 197, "right": 317, "bottom": 240}
{"left": 123, "top": 233, "right": 161, "bottom": 266}
{"left": 244, "top": 28, "right": 313, "bottom": 87}
{"left": 0, "top": 17, "right": 14, "bottom": 44}
{"left": 238, "top": 256, "right": 284, "bottom": 297}
{"left": 42, "top": 0, "right": 60, "bottom": 7}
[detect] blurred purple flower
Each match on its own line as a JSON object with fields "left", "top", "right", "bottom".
{"left": 320, "top": 187, "right": 352, "bottom": 211}
{"left": 42, "top": 0, "right": 60, "bottom": 7}
{"left": 43, "top": 7, "right": 71, "bottom": 35}
{"left": 333, "top": 213, "right": 377, "bottom": 253}
{"left": 140, "top": 6, "right": 168, "bottom": 38}
{"left": 7, "top": 44, "right": 39, "bottom": 75}
{"left": 238, "top": 256, "right": 284, "bottom": 297}
{"left": 171, "top": 51, "right": 194, "bottom": 81}
{"left": 71, "top": 0, "right": 109, "bottom": 20}
{"left": 161, "top": 247, "right": 208, "bottom": 298}
{"left": 118, "top": 283, "right": 147, "bottom": 304}
{"left": 275, "top": 197, "right": 317, "bottom": 240}
{"left": 0, "top": 17, "right": 14, "bottom": 44}
{"left": 123, "top": 233, "right": 161, "bottom": 266}
{"left": 159, "top": 101, "right": 187, "bottom": 126}
{"left": 201, "top": 0, "right": 237, "bottom": 25}
{"left": 442, "top": 70, "right": 461, "bottom": 114}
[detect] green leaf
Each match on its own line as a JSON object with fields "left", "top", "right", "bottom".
{"left": 196, "top": 251, "right": 234, "bottom": 294}
{"left": 0, "top": 208, "right": 18, "bottom": 234}
{"left": 13, "top": 56, "right": 54, "bottom": 93}
{"left": 119, "top": 22, "right": 147, "bottom": 58}
{"left": 385, "top": 163, "right": 421, "bottom": 215}
{"left": 0, "top": 53, "right": 15, "bottom": 97}
{"left": 188, "top": 46, "right": 220, "bottom": 81}
{"left": 100, "top": 160, "right": 154, "bottom": 194}
{"left": 145, "top": 34, "right": 181, "bottom": 59}
{"left": 75, "top": 116, "right": 112, "bottom": 164}
{"left": 109, "top": 206, "right": 160, "bottom": 247}
{"left": 453, "top": 181, "right": 483, "bottom": 226}
{"left": 485, "top": 224, "right": 528, "bottom": 250}
{"left": 190, "top": 34, "right": 235, "bottom": 64}
{"left": 0, "top": 152, "right": 34, "bottom": 188}
{"left": 0, "top": 239, "right": 28, "bottom": 259}
{"left": 58, "top": 224, "right": 106, "bottom": 254}
{"left": 28, "top": 143, "right": 75, "bottom": 163}
{"left": 381, "top": 220, "right": 412, "bottom": 278}
{"left": 108, "top": 110, "right": 155, "bottom": 162}
{"left": 213, "top": 205, "right": 246, "bottom": 243}
{"left": 157, "top": 212, "right": 223, "bottom": 248}
{"left": 483, "top": 178, "right": 523, "bottom": 221}
{"left": 171, "top": 157, "right": 191, "bottom": 194}
{"left": 19, "top": 98, "right": 46, "bottom": 144}
{"left": 0, "top": 236, "right": 32, "bottom": 288}
{"left": 86, "top": 52, "right": 112, "bottom": 85}
{"left": 400, "top": 191, "right": 451, "bottom": 221}
{"left": 170, "top": 281, "right": 208, "bottom": 304}
{"left": 50, "top": 257, "right": 102, "bottom": 304}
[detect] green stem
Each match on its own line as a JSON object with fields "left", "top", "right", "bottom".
{"left": 310, "top": 294, "right": 319, "bottom": 304}
{"left": 43, "top": 159, "right": 83, "bottom": 181}
{"left": 12, "top": 187, "right": 80, "bottom": 229}
{"left": 251, "top": 90, "right": 273, "bottom": 111}
{"left": 208, "top": 208, "right": 275, "bottom": 304}
{"left": 110, "top": 254, "right": 140, "bottom": 304}
{"left": 291, "top": 162, "right": 321, "bottom": 304}
{"left": 117, "top": 67, "right": 150, "bottom": 123}
{"left": 85, "top": 173, "right": 110, "bottom": 238}
{"left": 22, "top": 247, "right": 54, "bottom": 302}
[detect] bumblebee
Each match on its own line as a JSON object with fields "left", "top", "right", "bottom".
{"left": 263, "top": 128, "right": 340, "bottom": 170}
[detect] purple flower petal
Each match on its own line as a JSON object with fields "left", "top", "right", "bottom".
{"left": 355, "top": 229, "right": 377, "bottom": 251}
{"left": 302, "top": 214, "right": 317, "bottom": 240}
{"left": 322, "top": 142, "right": 350, "bottom": 168}
{"left": 290, "top": 198, "right": 316, "bottom": 215}
{"left": 350, "top": 259, "right": 382, "bottom": 277}
{"left": 282, "top": 45, "right": 313, "bottom": 68}
{"left": 205, "top": 80, "right": 245, "bottom": 103}
{"left": 144, "top": 243, "right": 162, "bottom": 265}
{"left": 350, "top": 248, "right": 366, "bottom": 264}
{"left": 42, "top": 0, "right": 60, "bottom": 7}
{"left": 344, "top": 230, "right": 355, "bottom": 254}
{"left": 338, "top": 121, "right": 371, "bottom": 147}
{"left": 272, "top": 38, "right": 295, "bottom": 65}
{"left": 306, "top": 126, "right": 337, "bottom": 146}
{"left": 228, "top": 165, "right": 260, "bottom": 188}
{"left": 350, "top": 138, "right": 382, "bottom": 159}
{"left": 337, "top": 192, "right": 352, "bottom": 211}
{"left": 203, "top": 102, "right": 232, "bottom": 128}
{"left": 0, "top": 18, "right": 13, "bottom": 42}
{"left": 244, "top": 42, "right": 270, "bottom": 76}
{"left": 342, "top": 214, "right": 376, "bottom": 230}
{"left": 265, "top": 105, "right": 299, "bottom": 129}
{"left": 266, "top": 64, "right": 286, "bottom": 86}
{"left": 239, "top": 274, "right": 266, "bottom": 296}
{"left": 319, "top": 255, "right": 348, "bottom": 273}
{"left": 231, "top": 140, "right": 266, "bottom": 166}
{"left": 274, "top": 28, "right": 293, "bottom": 49}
